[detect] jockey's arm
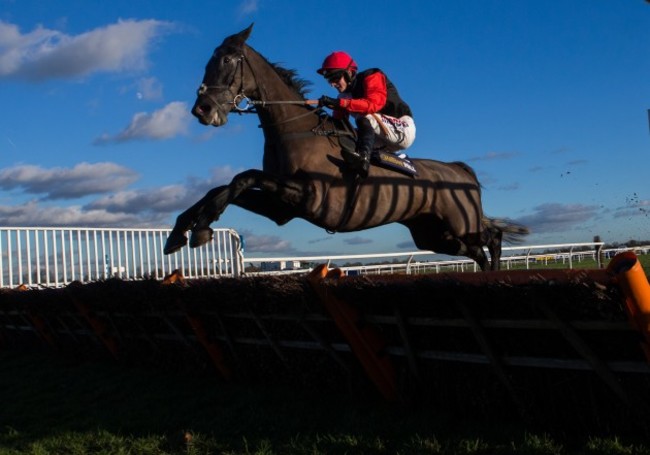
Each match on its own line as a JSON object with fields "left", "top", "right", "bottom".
{"left": 334, "top": 72, "right": 387, "bottom": 118}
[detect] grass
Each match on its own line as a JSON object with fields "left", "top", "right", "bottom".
{"left": 614, "top": 253, "right": 650, "bottom": 275}
{"left": 402, "top": 253, "right": 650, "bottom": 276}
{"left": 499, "top": 253, "right": 650, "bottom": 275}
{"left": 1, "top": 350, "right": 649, "bottom": 454}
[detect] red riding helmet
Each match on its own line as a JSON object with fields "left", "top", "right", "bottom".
{"left": 317, "top": 51, "right": 358, "bottom": 77}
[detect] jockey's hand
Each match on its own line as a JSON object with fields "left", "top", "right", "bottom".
{"left": 318, "top": 95, "right": 339, "bottom": 109}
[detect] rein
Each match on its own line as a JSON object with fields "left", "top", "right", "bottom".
{"left": 233, "top": 94, "right": 318, "bottom": 112}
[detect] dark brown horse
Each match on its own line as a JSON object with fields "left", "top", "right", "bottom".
{"left": 164, "top": 25, "right": 528, "bottom": 270}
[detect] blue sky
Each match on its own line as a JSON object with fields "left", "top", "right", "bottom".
{"left": 1, "top": 0, "right": 648, "bottom": 257}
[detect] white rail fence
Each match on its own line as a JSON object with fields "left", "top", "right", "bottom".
{"left": 244, "top": 242, "right": 649, "bottom": 276}
{"left": 0, "top": 227, "right": 244, "bottom": 288}
{"left": 1, "top": 226, "right": 646, "bottom": 288}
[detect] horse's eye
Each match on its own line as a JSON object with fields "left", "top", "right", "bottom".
{"left": 223, "top": 56, "right": 231, "bottom": 64}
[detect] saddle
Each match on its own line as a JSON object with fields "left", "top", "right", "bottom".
{"left": 370, "top": 149, "right": 417, "bottom": 176}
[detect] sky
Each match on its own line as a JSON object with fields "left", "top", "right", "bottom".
{"left": 0, "top": 0, "right": 649, "bottom": 258}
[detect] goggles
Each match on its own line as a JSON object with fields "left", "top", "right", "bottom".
{"left": 324, "top": 70, "right": 345, "bottom": 84}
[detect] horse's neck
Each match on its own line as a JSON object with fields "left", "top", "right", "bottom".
{"left": 246, "top": 47, "right": 317, "bottom": 136}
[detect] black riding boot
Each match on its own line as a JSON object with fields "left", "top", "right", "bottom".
{"left": 341, "top": 117, "right": 374, "bottom": 176}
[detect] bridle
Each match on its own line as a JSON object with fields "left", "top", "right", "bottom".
{"left": 196, "top": 53, "right": 316, "bottom": 117}
{"left": 196, "top": 54, "right": 250, "bottom": 112}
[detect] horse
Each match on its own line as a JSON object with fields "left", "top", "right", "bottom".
{"left": 164, "top": 24, "right": 528, "bottom": 271}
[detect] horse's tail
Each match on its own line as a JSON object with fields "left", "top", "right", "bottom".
{"left": 483, "top": 217, "right": 530, "bottom": 244}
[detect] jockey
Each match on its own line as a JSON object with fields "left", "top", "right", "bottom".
{"left": 317, "top": 51, "right": 416, "bottom": 176}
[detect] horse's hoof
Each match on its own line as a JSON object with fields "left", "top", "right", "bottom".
{"left": 189, "top": 227, "right": 214, "bottom": 248}
{"left": 164, "top": 231, "right": 188, "bottom": 255}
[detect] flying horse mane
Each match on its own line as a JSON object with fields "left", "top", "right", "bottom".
{"left": 251, "top": 47, "right": 312, "bottom": 99}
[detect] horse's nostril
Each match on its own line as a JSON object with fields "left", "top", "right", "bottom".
{"left": 193, "top": 104, "right": 211, "bottom": 117}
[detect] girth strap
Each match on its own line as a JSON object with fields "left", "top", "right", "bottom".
{"left": 327, "top": 173, "right": 363, "bottom": 234}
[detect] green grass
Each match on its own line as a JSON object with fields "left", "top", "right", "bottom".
{"left": 500, "top": 253, "right": 650, "bottom": 274}
{"left": 403, "top": 253, "right": 650, "bottom": 276}
{"left": 1, "top": 350, "right": 649, "bottom": 454}
{"left": 534, "top": 254, "right": 650, "bottom": 275}
{"left": 621, "top": 253, "right": 650, "bottom": 275}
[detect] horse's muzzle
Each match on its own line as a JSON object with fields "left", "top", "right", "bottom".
{"left": 192, "top": 99, "right": 228, "bottom": 127}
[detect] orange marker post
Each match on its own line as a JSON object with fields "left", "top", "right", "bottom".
{"left": 608, "top": 251, "right": 650, "bottom": 361}
{"left": 307, "top": 264, "right": 398, "bottom": 402}
{"left": 185, "top": 312, "right": 232, "bottom": 380}
{"left": 71, "top": 297, "right": 120, "bottom": 360}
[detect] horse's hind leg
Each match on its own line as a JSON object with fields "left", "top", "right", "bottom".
{"left": 429, "top": 237, "right": 490, "bottom": 272}
{"left": 486, "top": 225, "right": 503, "bottom": 271}
{"left": 402, "top": 219, "right": 490, "bottom": 272}
{"left": 465, "top": 244, "right": 490, "bottom": 272}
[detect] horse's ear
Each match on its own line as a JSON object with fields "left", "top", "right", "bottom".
{"left": 224, "top": 23, "right": 253, "bottom": 47}
{"left": 239, "top": 23, "right": 254, "bottom": 42}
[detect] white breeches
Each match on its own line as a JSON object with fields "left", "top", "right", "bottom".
{"left": 364, "top": 113, "right": 416, "bottom": 152}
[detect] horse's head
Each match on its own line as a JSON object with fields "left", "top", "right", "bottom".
{"left": 192, "top": 24, "right": 255, "bottom": 126}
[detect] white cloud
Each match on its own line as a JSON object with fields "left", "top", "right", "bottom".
{"left": 94, "top": 101, "right": 191, "bottom": 144}
{"left": 136, "top": 76, "right": 163, "bottom": 101}
{"left": 343, "top": 236, "right": 373, "bottom": 245}
{"left": 238, "top": 0, "right": 259, "bottom": 16}
{"left": 514, "top": 203, "right": 601, "bottom": 233}
{"left": 0, "top": 200, "right": 152, "bottom": 227}
{"left": 86, "top": 165, "right": 240, "bottom": 215}
{"left": 85, "top": 184, "right": 195, "bottom": 215}
{"left": 0, "top": 18, "right": 173, "bottom": 81}
{"left": 238, "top": 228, "right": 294, "bottom": 253}
{"left": 467, "top": 151, "right": 520, "bottom": 162}
{"left": 0, "top": 162, "right": 139, "bottom": 200}
{"left": 0, "top": 163, "right": 240, "bottom": 228}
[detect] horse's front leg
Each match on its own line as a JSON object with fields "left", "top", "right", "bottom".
{"left": 164, "top": 184, "right": 229, "bottom": 254}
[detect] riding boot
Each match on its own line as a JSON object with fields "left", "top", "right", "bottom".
{"left": 341, "top": 117, "right": 374, "bottom": 176}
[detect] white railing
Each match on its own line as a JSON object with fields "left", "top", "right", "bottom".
{"left": 2, "top": 228, "right": 645, "bottom": 287}
{"left": 0, "top": 227, "right": 244, "bottom": 288}
{"left": 243, "top": 242, "right": 621, "bottom": 276}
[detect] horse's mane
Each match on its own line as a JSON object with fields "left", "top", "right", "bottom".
{"left": 269, "top": 63, "right": 312, "bottom": 98}
{"left": 222, "top": 39, "right": 312, "bottom": 99}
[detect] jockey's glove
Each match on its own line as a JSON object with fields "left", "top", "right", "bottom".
{"left": 318, "top": 95, "right": 339, "bottom": 109}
